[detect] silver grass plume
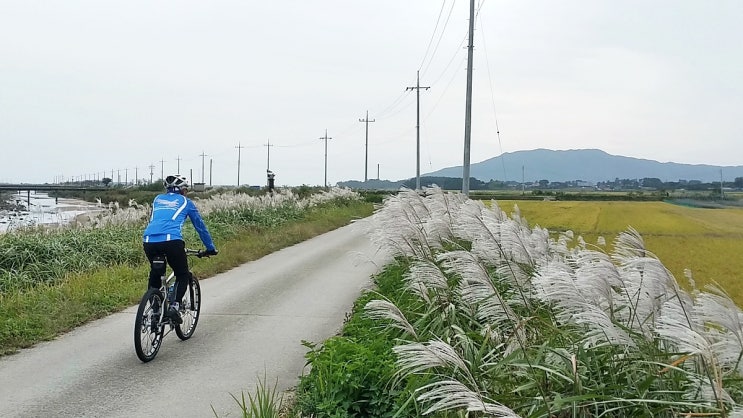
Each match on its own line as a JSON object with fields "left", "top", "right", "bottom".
{"left": 611, "top": 226, "right": 648, "bottom": 261}
{"left": 572, "top": 249, "right": 624, "bottom": 315}
{"left": 393, "top": 340, "right": 476, "bottom": 386}
{"left": 454, "top": 202, "right": 548, "bottom": 296}
{"left": 618, "top": 256, "right": 687, "bottom": 335}
{"left": 417, "top": 186, "right": 464, "bottom": 245}
{"left": 450, "top": 198, "right": 494, "bottom": 244}
{"left": 415, "top": 380, "right": 521, "bottom": 417}
{"left": 532, "top": 261, "right": 635, "bottom": 347}
{"left": 453, "top": 201, "right": 536, "bottom": 268}
{"left": 405, "top": 260, "right": 450, "bottom": 304}
{"left": 545, "top": 230, "right": 576, "bottom": 267}
{"left": 494, "top": 261, "right": 533, "bottom": 300}
{"left": 694, "top": 285, "right": 743, "bottom": 373}
{"left": 656, "top": 299, "right": 712, "bottom": 362}
{"left": 611, "top": 227, "right": 688, "bottom": 334}
{"left": 683, "top": 372, "right": 733, "bottom": 405}
{"left": 364, "top": 299, "right": 418, "bottom": 339}
{"left": 367, "top": 188, "right": 438, "bottom": 260}
{"left": 571, "top": 302, "right": 636, "bottom": 347}
{"left": 437, "top": 251, "right": 524, "bottom": 332}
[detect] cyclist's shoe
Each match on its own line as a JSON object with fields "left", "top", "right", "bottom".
{"left": 164, "top": 306, "right": 183, "bottom": 325}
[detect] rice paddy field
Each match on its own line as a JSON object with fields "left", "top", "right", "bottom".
{"left": 499, "top": 199, "right": 743, "bottom": 305}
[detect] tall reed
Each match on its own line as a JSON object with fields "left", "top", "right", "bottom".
{"left": 362, "top": 186, "right": 743, "bottom": 417}
{"left": 0, "top": 187, "right": 360, "bottom": 294}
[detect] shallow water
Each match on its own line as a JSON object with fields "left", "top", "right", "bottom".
{"left": 0, "top": 191, "right": 99, "bottom": 233}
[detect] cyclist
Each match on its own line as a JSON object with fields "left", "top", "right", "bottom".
{"left": 143, "top": 174, "right": 218, "bottom": 324}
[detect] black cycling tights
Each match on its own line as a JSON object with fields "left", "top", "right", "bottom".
{"left": 143, "top": 240, "right": 191, "bottom": 303}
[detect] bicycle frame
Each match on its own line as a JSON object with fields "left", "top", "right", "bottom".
{"left": 150, "top": 249, "right": 201, "bottom": 335}
{"left": 135, "top": 248, "right": 206, "bottom": 362}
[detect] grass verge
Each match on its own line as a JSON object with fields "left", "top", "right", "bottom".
{"left": 0, "top": 202, "right": 373, "bottom": 356}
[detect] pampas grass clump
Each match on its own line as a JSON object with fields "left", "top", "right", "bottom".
{"left": 364, "top": 186, "right": 743, "bottom": 417}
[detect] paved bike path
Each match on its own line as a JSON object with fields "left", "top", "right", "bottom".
{"left": 0, "top": 220, "right": 388, "bottom": 417}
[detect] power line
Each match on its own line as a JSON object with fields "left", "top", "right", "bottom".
{"left": 420, "top": 0, "right": 459, "bottom": 79}
{"left": 422, "top": 54, "right": 467, "bottom": 124}
{"left": 418, "top": 0, "right": 448, "bottom": 72}
{"left": 478, "top": 7, "right": 507, "bottom": 182}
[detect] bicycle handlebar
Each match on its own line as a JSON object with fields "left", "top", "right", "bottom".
{"left": 185, "top": 249, "right": 218, "bottom": 258}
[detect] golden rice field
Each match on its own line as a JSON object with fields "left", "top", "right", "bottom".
{"left": 496, "top": 200, "right": 743, "bottom": 305}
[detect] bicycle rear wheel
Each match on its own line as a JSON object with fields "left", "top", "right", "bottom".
{"left": 175, "top": 275, "right": 201, "bottom": 340}
{"left": 134, "top": 288, "right": 164, "bottom": 362}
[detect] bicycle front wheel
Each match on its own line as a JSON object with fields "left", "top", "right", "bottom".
{"left": 176, "top": 275, "right": 201, "bottom": 340}
{"left": 134, "top": 288, "right": 164, "bottom": 362}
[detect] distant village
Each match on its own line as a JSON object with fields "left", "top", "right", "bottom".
{"left": 339, "top": 176, "right": 743, "bottom": 192}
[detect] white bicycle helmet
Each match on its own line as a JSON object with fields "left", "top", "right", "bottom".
{"left": 164, "top": 174, "right": 189, "bottom": 189}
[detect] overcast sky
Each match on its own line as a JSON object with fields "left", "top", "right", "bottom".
{"left": 1, "top": 0, "right": 742, "bottom": 186}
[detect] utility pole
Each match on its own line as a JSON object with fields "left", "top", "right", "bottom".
{"left": 209, "top": 158, "right": 213, "bottom": 186}
{"left": 199, "top": 151, "right": 207, "bottom": 183}
{"left": 125, "top": 168, "right": 128, "bottom": 185}
{"left": 406, "top": 71, "right": 430, "bottom": 190}
{"left": 319, "top": 129, "right": 332, "bottom": 188}
{"left": 149, "top": 164, "right": 155, "bottom": 184}
{"left": 462, "top": 0, "right": 475, "bottom": 196}
{"left": 235, "top": 143, "right": 244, "bottom": 186}
{"left": 176, "top": 155, "right": 182, "bottom": 174}
{"left": 359, "top": 110, "right": 375, "bottom": 182}
{"left": 721, "top": 169, "right": 724, "bottom": 199}
{"left": 160, "top": 158, "right": 165, "bottom": 182}
{"left": 522, "top": 165, "right": 525, "bottom": 195}
{"left": 135, "top": 167, "right": 138, "bottom": 186}
{"left": 265, "top": 139, "right": 273, "bottom": 171}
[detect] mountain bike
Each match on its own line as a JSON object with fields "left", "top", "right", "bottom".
{"left": 134, "top": 248, "right": 210, "bottom": 362}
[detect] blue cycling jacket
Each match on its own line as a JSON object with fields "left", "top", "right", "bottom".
{"left": 143, "top": 192, "right": 216, "bottom": 251}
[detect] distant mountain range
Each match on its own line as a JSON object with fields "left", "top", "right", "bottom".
{"left": 422, "top": 149, "right": 743, "bottom": 184}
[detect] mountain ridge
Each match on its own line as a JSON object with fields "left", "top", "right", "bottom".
{"left": 423, "top": 149, "right": 743, "bottom": 184}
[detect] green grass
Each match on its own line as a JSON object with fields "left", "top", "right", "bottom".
{"left": 295, "top": 189, "right": 743, "bottom": 417}
{"left": 296, "top": 264, "right": 412, "bottom": 418}
{"left": 0, "top": 200, "right": 373, "bottom": 356}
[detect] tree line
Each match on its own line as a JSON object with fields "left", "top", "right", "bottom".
{"left": 340, "top": 176, "right": 743, "bottom": 192}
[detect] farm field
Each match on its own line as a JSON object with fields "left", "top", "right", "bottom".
{"left": 496, "top": 199, "right": 743, "bottom": 305}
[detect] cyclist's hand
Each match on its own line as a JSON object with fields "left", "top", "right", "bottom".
{"left": 202, "top": 248, "right": 218, "bottom": 257}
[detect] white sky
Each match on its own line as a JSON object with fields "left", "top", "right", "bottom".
{"left": 1, "top": 0, "right": 742, "bottom": 186}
